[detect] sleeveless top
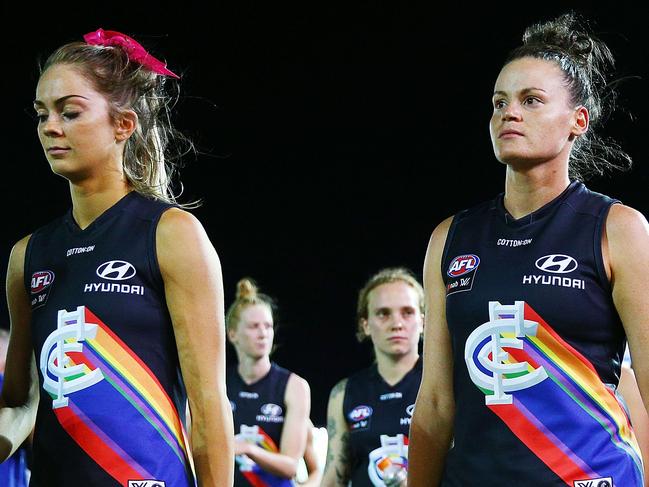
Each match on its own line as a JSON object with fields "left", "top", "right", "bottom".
{"left": 24, "top": 191, "right": 195, "bottom": 487}
{"left": 343, "top": 358, "right": 422, "bottom": 486}
{"left": 441, "top": 181, "right": 643, "bottom": 486}
{"left": 228, "top": 362, "right": 293, "bottom": 487}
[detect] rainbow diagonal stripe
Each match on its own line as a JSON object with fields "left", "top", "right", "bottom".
{"left": 43, "top": 306, "right": 195, "bottom": 486}
{"left": 471, "top": 302, "right": 643, "bottom": 486}
{"left": 237, "top": 425, "right": 294, "bottom": 487}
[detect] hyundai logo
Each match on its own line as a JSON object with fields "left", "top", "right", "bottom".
{"left": 260, "top": 403, "right": 283, "bottom": 417}
{"left": 96, "top": 261, "right": 137, "bottom": 281}
{"left": 406, "top": 404, "right": 415, "bottom": 416}
{"left": 535, "top": 255, "right": 578, "bottom": 274}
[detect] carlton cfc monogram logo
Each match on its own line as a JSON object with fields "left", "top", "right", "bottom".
{"left": 465, "top": 301, "right": 548, "bottom": 405}
{"left": 39, "top": 306, "right": 104, "bottom": 409}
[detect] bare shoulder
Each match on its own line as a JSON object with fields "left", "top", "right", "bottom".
{"left": 156, "top": 208, "right": 218, "bottom": 273}
{"left": 286, "top": 373, "right": 311, "bottom": 398}
{"left": 424, "top": 215, "right": 455, "bottom": 279}
{"left": 7, "top": 234, "right": 32, "bottom": 276}
{"left": 606, "top": 203, "right": 649, "bottom": 238}
{"left": 428, "top": 215, "right": 454, "bottom": 249}
{"left": 157, "top": 207, "right": 207, "bottom": 243}
{"left": 328, "top": 377, "right": 348, "bottom": 402}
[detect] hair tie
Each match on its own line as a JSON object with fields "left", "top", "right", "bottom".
{"left": 83, "top": 28, "right": 179, "bottom": 79}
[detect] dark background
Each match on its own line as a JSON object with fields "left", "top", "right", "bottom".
{"left": 2, "top": 2, "right": 647, "bottom": 427}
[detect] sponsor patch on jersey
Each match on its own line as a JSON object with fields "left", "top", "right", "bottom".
{"left": 128, "top": 481, "right": 166, "bottom": 487}
{"left": 66, "top": 245, "right": 95, "bottom": 257}
{"left": 535, "top": 254, "right": 578, "bottom": 274}
{"left": 256, "top": 403, "right": 284, "bottom": 423}
{"left": 380, "top": 391, "right": 402, "bottom": 401}
{"left": 239, "top": 391, "right": 259, "bottom": 399}
{"left": 349, "top": 404, "right": 373, "bottom": 431}
{"left": 523, "top": 254, "right": 585, "bottom": 290}
{"left": 30, "top": 270, "right": 55, "bottom": 310}
{"left": 84, "top": 260, "right": 144, "bottom": 296}
{"left": 497, "top": 238, "right": 533, "bottom": 247}
{"left": 446, "top": 254, "right": 480, "bottom": 295}
{"left": 97, "top": 260, "right": 137, "bottom": 281}
{"left": 400, "top": 403, "right": 415, "bottom": 426}
{"left": 573, "top": 477, "right": 612, "bottom": 487}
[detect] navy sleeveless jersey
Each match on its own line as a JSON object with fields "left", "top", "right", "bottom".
{"left": 227, "top": 362, "right": 293, "bottom": 487}
{"left": 440, "top": 181, "right": 643, "bottom": 486}
{"left": 24, "top": 191, "right": 195, "bottom": 487}
{"left": 342, "top": 359, "right": 422, "bottom": 486}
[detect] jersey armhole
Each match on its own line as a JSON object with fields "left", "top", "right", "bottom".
{"left": 147, "top": 205, "right": 175, "bottom": 298}
{"left": 440, "top": 212, "right": 463, "bottom": 285}
{"left": 593, "top": 200, "right": 618, "bottom": 294}
{"left": 22, "top": 234, "right": 35, "bottom": 295}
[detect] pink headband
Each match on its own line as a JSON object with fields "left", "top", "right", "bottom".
{"left": 83, "top": 28, "right": 179, "bottom": 79}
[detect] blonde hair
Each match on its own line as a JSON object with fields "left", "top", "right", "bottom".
{"left": 225, "top": 278, "right": 275, "bottom": 332}
{"left": 41, "top": 39, "right": 197, "bottom": 206}
{"left": 356, "top": 267, "right": 424, "bottom": 342}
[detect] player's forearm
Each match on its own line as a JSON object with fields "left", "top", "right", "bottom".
{"left": 245, "top": 444, "right": 299, "bottom": 479}
{"left": 0, "top": 400, "right": 38, "bottom": 461}
{"left": 407, "top": 407, "right": 453, "bottom": 486}
{"left": 191, "top": 397, "right": 234, "bottom": 486}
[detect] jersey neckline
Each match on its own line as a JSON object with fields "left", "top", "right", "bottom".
{"left": 496, "top": 180, "right": 582, "bottom": 228}
{"left": 372, "top": 356, "right": 422, "bottom": 390}
{"left": 63, "top": 191, "right": 139, "bottom": 236}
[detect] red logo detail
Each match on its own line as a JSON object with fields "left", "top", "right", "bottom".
{"left": 448, "top": 255, "right": 480, "bottom": 277}
{"left": 31, "top": 271, "right": 55, "bottom": 294}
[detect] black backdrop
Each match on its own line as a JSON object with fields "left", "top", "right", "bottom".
{"left": 2, "top": 2, "right": 647, "bottom": 426}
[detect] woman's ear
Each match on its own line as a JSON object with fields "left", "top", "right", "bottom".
{"left": 115, "top": 109, "right": 138, "bottom": 142}
{"left": 360, "top": 318, "right": 370, "bottom": 337}
{"left": 571, "top": 105, "right": 589, "bottom": 137}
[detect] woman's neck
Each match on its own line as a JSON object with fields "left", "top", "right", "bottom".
{"left": 375, "top": 350, "right": 419, "bottom": 387}
{"left": 237, "top": 354, "right": 272, "bottom": 385}
{"left": 503, "top": 162, "right": 570, "bottom": 219}
{"left": 69, "top": 178, "right": 131, "bottom": 230}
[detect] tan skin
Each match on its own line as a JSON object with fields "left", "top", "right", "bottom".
{"left": 618, "top": 364, "right": 649, "bottom": 486}
{"left": 322, "top": 281, "right": 423, "bottom": 487}
{"left": 408, "top": 56, "right": 649, "bottom": 485}
{"left": 228, "top": 303, "right": 311, "bottom": 480}
{"left": 0, "top": 63, "right": 234, "bottom": 485}
{"left": 297, "top": 419, "right": 324, "bottom": 487}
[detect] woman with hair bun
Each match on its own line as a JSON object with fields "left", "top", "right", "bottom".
{"left": 409, "top": 12, "right": 649, "bottom": 486}
{"left": 226, "top": 278, "right": 312, "bottom": 486}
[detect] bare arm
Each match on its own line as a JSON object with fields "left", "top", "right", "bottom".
{"left": 0, "top": 236, "right": 39, "bottom": 461}
{"left": 157, "top": 209, "right": 234, "bottom": 487}
{"left": 299, "top": 420, "right": 324, "bottom": 487}
{"left": 408, "top": 216, "right": 455, "bottom": 487}
{"left": 321, "top": 378, "right": 352, "bottom": 487}
{"left": 241, "top": 373, "right": 310, "bottom": 478}
{"left": 618, "top": 365, "right": 649, "bottom": 486}
{"left": 606, "top": 205, "right": 649, "bottom": 428}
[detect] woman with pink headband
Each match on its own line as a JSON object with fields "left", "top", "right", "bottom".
{"left": 0, "top": 28, "right": 233, "bottom": 486}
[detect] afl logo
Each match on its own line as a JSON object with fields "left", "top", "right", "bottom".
{"left": 535, "top": 254, "right": 578, "bottom": 274}
{"left": 96, "top": 261, "right": 136, "bottom": 281}
{"left": 448, "top": 254, "right": 480, "bottom": 277}
{"left": 31, "top": 271, "right": 55, "bottom": 294}
{"left": 406, "top": 404, "right": 415, "bottom": 416}
{"left": 349, "top": 405, "right": 373, "bottom": 422}
{"left": 260, "top": 403, "right": 283, "bottom": 417}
